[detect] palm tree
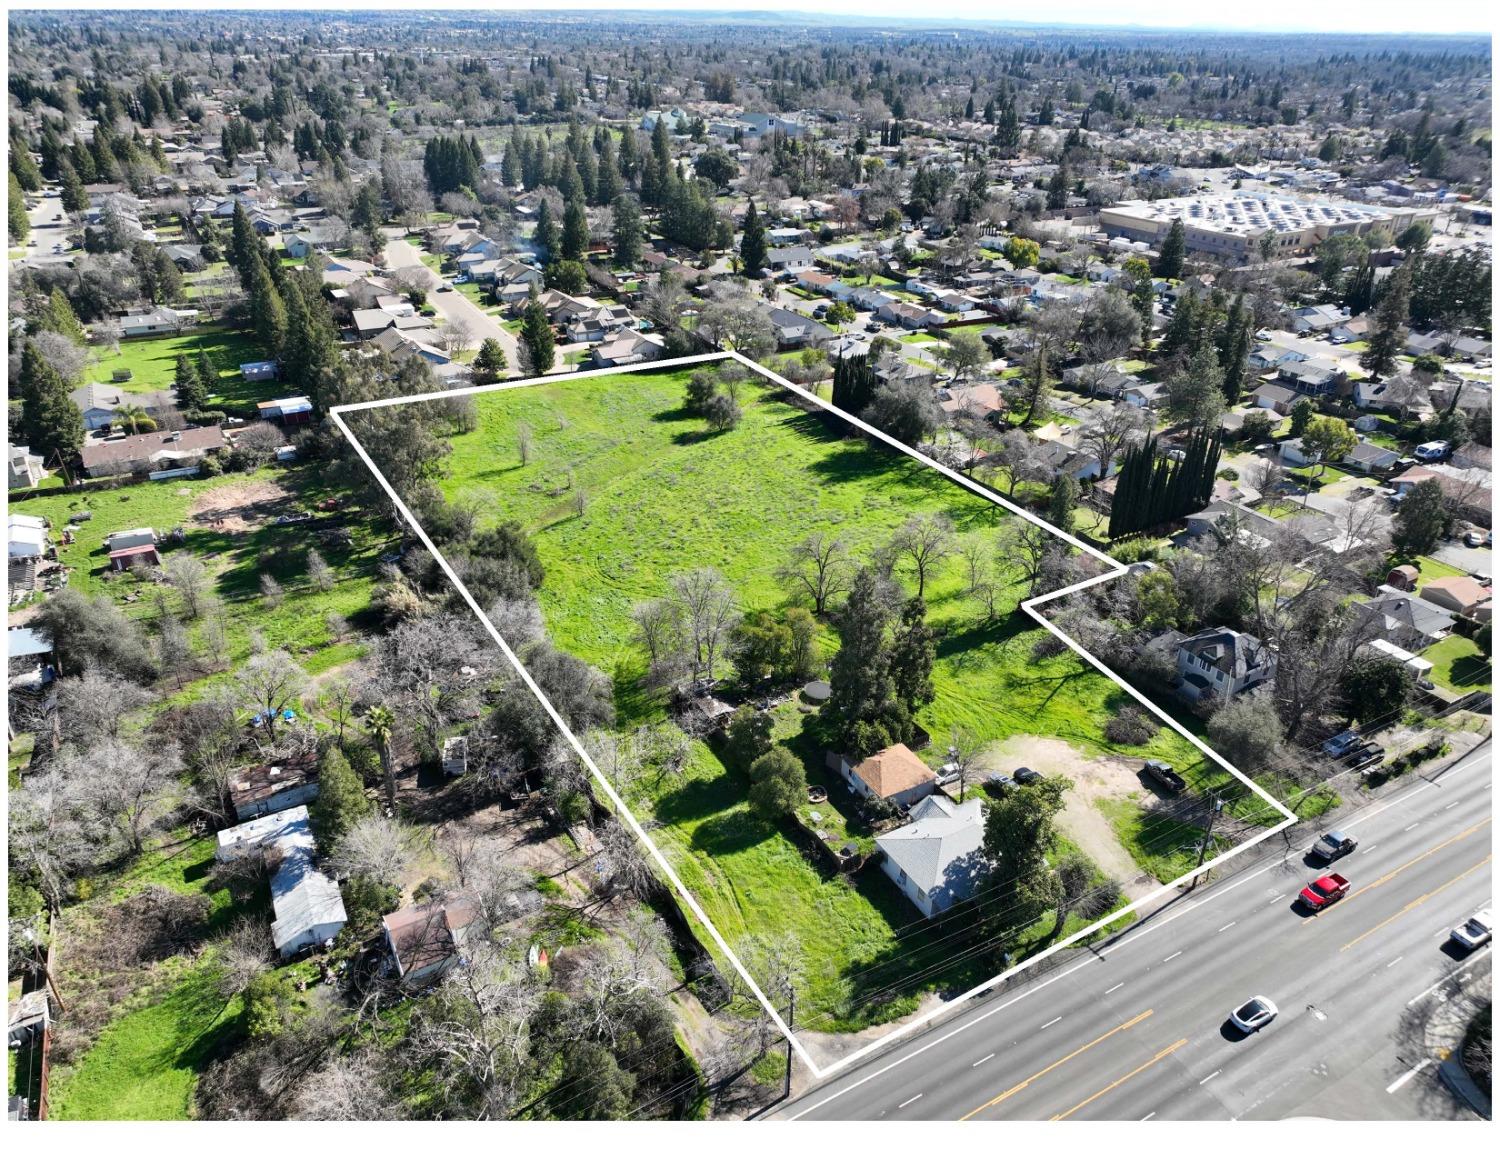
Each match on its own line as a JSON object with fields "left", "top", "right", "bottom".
{"left": 365, "top": 704, "right": 397, "bottom": 810}
{"left": 116, "top": 403, "right": 152, "bottom": 433}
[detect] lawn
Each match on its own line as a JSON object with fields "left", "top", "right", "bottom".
{"left": 48, "top": 962, "right": 243, "bottom": 1120}
{"left": 396, "top": 362, "right": 1205, "bottom": 1030}
{"left": 87, "top": 324, "right": 278, "bottom": 415}
{"left": 1423, "top": 635, "right": 1492, "bottom": 694}
{"left": 10, "top": 464, "right": 385, "bottom": 684}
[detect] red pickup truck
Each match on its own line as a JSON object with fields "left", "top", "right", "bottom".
{"left": 1299, "top": 873, "right": 1351, "bottom": 911}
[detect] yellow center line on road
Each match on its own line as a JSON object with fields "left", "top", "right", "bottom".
{"left": 1340, "top": 854, "right": 1493, "bottom": 953}
{"left": 1050, "top": 1038, "right": 1190, "bottom": 1121}
{"left": 1304, "top": 818, "right": 1492, "bottom": 926}
{"left": 959, "top": 1010, "right": 1153, "bottom": 1121}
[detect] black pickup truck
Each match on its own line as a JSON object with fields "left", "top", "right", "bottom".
{"left": 1142, "top": 759, "right": 1187, "bottom": 795}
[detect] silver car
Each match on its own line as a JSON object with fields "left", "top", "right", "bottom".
{"left": 1229, "top": 995, "right": 1279, "bottom": 1034}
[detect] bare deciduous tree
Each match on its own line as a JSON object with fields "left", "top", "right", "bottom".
{"left": 775, "top": 533, "right": 851, "bottom": 616}
{"left": 889, "top": 513, "right": 956, "bottom": 599}
{"left": 235, "top": 649, "right": 309, "bottom": 742}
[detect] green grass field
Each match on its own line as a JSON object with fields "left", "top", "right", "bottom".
{"left": 10, "top": 464, "right": 385, "bottom": 687}
{"left": 87, "top": 324, "right": 278, "bottom": 415}
{"left": 1423, "top": 634, "right": 1492, "bottom": 694}
{"left": 401, "top": 362, "right": 1203, "bottom": 1028}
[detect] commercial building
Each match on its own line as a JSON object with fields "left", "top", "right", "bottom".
{"left": 1099, "top": 193, "right": 1438, "bottom": 263}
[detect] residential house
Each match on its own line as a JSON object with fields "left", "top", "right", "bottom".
{"left": 68, "top": 383, "right": 177, "bottom": 431}
{"left": 765, "top": 307, "right": 833, "bottom": 350}
{"left": 1419, "top": 577, "right": 1493, "bottom": 622}
{"left": 1278, "top": 357, "right": 1342, "bottom": 396}
{"left": 1036, "top": 438, "right": 1106, "bottom": 482}
{"left": 1180, "top": 501, "right": 1282, "bottom": 548}
{"left": 1174, "top": 627, "right": 1276, "bottom": 704}
{"left": 766, "top": 245, "right": 815, "bottom": 273}
{"left": 117, "top": 306, "right": 197, "bottom": 338}
{"left": 382, "top": 899, "right": 480, "bottom": 984}
{"left": 1248, "top": 344, "right": 1300, "bottom": 373}
{"left": 876, "top": 796, "right": 988, "bottom": 919}
{"left": 1062, "top": 363, "right": 1138, "bottom": 399}
{"left": 1354, "top": 374, "right": 1430, "bottom": 413}
{"left": 1451, "top": 443, "right": 1492, "bottom": 472}
{"left": 1279, "top": 437, "right": 1320, "bottom": 468}
{"left": 1291, "top": 303, "right": 1349, "bottom": 333}
{"left": 829, "top": 743, "right": 938, "bottom": 810}
{"left": 229, "top": 756, "right": 321, "bottom": 822}
{"left": 215, "top": 806, "right": 347, "bottom": 958}
{"left": 1356, "top": 587, "right": 1456, "bottom": 652}
{"left": 1122, "top": 382, "right": 1164, "bottom": 409}
{"left": 589, "top": 328, "right": 666, "bottom": 369}
{"left": 876, "top": 301, "right": 930, "bottom": 330}
{"left": 81, "top": 426, "right": 225, "bottom": 480}
{"left": 1343, "top": 441, "right": 1401, "bottom": 473}
{"left": 351, "top": 308, "right": 399, "bottom": 339}
{"left": 7, "top": 445, "right": 46, "bottom": 490}
{"left": 1251, "top": 383, "right": 1300, "bottom": 415}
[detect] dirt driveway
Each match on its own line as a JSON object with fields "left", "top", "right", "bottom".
{"left": 981, "top": 735, "right": 1157, "bottom": 898}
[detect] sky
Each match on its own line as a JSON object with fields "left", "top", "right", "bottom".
{"left": 16, "top": 0, "right": 1496, "bottom": 38}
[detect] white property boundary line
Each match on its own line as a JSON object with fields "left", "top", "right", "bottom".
{"left": 330, "top": 349, "right": 1296, "bottom": 1082}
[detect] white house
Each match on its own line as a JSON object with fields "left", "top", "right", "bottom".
{"left": 7, "top": 514, "right": 48, "bottom": 560}
{"left": 216, "top": 806, "right": 346, "bottom": 958}
{"left": 876, "top": 796, "right": 988, "bottom": 919}
{"left": 1175, "top": 627, "right": 1276, "bottom": 705}
{"left": 828, "top": 743, "right": 937, "bottom": 810}
{"left": 8, "top": 444, "right": 46, "bottom": 490}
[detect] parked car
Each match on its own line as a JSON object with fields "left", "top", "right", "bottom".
{"left": 1013, "top": 766, "right": 1044, "bottom": 785}
{"left": 1229, "top": 995, "right": 1279, "bottom": 1034}
{"left": 1310, "top": 831, "right": 1358, "bottom": 861}
{"left": 1141, "top": 759, "right": 1186, "bottom": 795}
{"left": 1450, "top": 910, "right": 1493, "bottom": 950}
{"left": 985, "top": 773, "right": 1015, "bottom": 793}
{"left": 436, "top": 283, "right": 453, "bottom": 292}
{"left": 1320, "top": 730, "right": 1362, "bottom": 758}
{"left": 1344, "top": 745, "right": 1385, "bottom": 772}
{"left": 1464, "top": 529, "right": 1485, "bottom": 547}
{"left": 1299, "top": 873, "right": 1351, "bottom": 911}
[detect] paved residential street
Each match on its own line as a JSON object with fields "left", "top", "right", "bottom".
{"left": 779, "top": 740, "right": 1492, "bottom": 1122}
{"left": 381, "top": 233, "right": 528, "bottom": 373}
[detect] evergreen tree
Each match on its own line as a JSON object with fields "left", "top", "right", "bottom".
{"left": 534, "top": 197, "right": 561, "bottom": 260}
{"left": 472, "top": 337, "right": 509, "bottom": 384}
{"left": 249, "top": 254, "right": 288, "bottom": 355}
{"left": 1047, "top": 473, "right": 1080, "bottom": 531}
{"left": 611, "top": 192, "right": 643, "bottom": 267}
{"left": 519, "top": 285, "right": 555, "bottom": 377}
{"left": 1157, "top": 218, "right": 1186, "bottom": 279}
{"left": 8, "top": 173, "right": 30, "bottom": 246}
{"left": 560, "top": 196, "right": 589, "bottom": 262}
{"left": 1123, "top": 256, "right": 1154, "bottom": 347}
{"left": 889, "top": 597, "right": 936, "bottom": 717}
{"left": 826, "top": 568, "right": 909, "bottom": 758}
{"left": 173, "top": 354, "right": 206, "bottom": 410}
{"left": 18, "top": 342, "right": 85, "bottom": 463}
{"left": 57, "top": 159, "right": 87, "bottom": 214}
{"left": 9, "top": 129, "right": 43, "bottom": 191}
{"left": 830, "top": 354, "right": 879, "bottom": 416}
{"left": 739, "top": 197, "right": 768, "bottom": 277}
{"left": 1361, "top": 261, "right": 1413, "bottom": 381}
{"left": 37, "top": 289, "right": 84, "bottom": 343}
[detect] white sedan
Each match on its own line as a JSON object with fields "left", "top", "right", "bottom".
{"left": 1229, "top": 995, "right": 1279, "bottom": 1034}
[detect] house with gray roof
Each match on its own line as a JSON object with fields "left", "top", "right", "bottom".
{"left": 216, "top": 805, "right": 346, "bottom": 958}
{"left": 876, "top": 795, "right": 988, "bottom": 919}
{"left": 1174, "top": 627, "right": 1276, "bottom": 705}
{"left": 1356, "top": 586, "right": 1456, "bottom": 652}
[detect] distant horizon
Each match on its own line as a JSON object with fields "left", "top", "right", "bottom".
{"left": 12, "top": 2, "right": 1494, "bottom": 40}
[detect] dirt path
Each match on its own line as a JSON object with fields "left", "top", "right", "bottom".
{"left": 980, "top": 735, "right": 1157, "bottom": 899}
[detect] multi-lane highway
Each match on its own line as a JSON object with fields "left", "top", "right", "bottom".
{"left": 782, "top": 740, "right": 1492, "bottom": 1121}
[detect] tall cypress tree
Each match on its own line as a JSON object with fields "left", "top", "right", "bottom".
{"left": 19, "top": 342, "right": 85, "bottom": 463}
{"left": 739, "top": 197, "right": 768, "bottom": 277}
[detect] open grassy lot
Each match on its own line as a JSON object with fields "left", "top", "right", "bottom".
{"left": 10, "top": 464, "right": 386, "bottom": 682}
{"left": 1423, "top": 634, "right": 1492, "bottom": 694}
{"left": 86, "top": 324, "right": 277, "bottom": 415}
{"left": 400, "top": 362, "right": 1207, "bottom": 1028}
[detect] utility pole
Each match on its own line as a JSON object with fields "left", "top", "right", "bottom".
{"left": 1190, "top": 792, "right": 1224, "bottom": 891}
{"left": 782, "top": 983, "right": 795, "bottom": 1101}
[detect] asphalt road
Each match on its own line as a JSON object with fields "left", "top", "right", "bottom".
{"left": 781, "top": 740, "right": 1492, "bottom": 1122}
{"left": 380, "top": 234, "right": 527, "bottom": 373}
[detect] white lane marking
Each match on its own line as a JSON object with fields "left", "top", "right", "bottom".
{"left": 1385, "top": 1058, "right": 1434, "bottom": 1094}
{"left": 1269, "top": 893, "right": 1288, "bottom": 905}
{"left": 1404, "top": 823, "right": 1420, "bottom": 832}
{"left": 1407, "top": 946, "right": 1493, "bottom": 1006}
{"left": 1444, "top": 801, "right": 1462, "bottom": 810}
{"left": 1163, "top": 950, "right": 1183, "bottom": 963}
{"left": 1386, "top": 956, "right": 1404, "bottom": 969}
{"left": 1105, "top": 983, "right": 1124, "bottom": 995}
{"left": 1199, "top": 1070, "right": 1222, "bottom": 1085}
{"left": 1041, "top": 1016, "right": 1063, "bottom": 1029}
{"left": 1362, "top": 846, "right": 1378, "bottom": 854}
{"left": 972, "top": 1053, "right": 994, "bottom": 1067}
{"left": 1140, "top": 1111, "right": 1157, "bottom": 1121}
{"left": 1219, "top": 922, "right": 1237, "bottom": 932}
{"left": 897, "top": 1093, "right": 924, "bottom": 1109}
